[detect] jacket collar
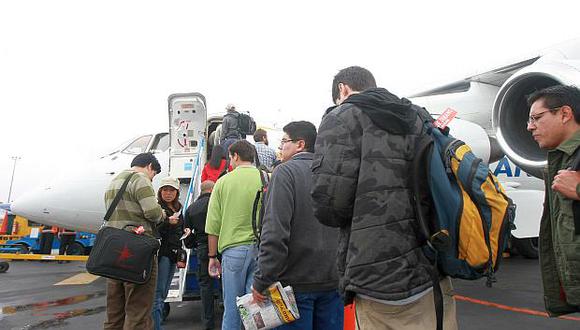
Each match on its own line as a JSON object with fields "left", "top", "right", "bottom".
{"left": 554, "top": 129, "right": 580, "bottom": 155}
{"left": 290, "top": 152, "right": 313, "bottom": 161}
{"left": 197, "top": 192, "right": 211, "bottom": 200}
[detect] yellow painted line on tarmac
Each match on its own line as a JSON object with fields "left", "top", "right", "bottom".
{"left": 55, "top": 272, "right": 100, "bottom": 286}
{"left": 0, "top": 253, "right": 88, "bottom": 261}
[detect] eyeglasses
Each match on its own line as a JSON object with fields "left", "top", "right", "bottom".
{"left": 527, "top": 106, "right": 562, "bottom": 125}
{"left": 280, "top": 138, "right": 297, "bottom": 145}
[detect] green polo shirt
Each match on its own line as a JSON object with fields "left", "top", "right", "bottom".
{"left": 205, "top": 165, "right": 262, "bottom": 253}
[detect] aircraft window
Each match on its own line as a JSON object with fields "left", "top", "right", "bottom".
{"left": 149, "top": 133, "right": 169, "bottom": 153}
{"left": 100, "top": 137, "right": 135, "bottom": 158}
{"left": 122, "top": 135, "right": 152, "bottom": 154}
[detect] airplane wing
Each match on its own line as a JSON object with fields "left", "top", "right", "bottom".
{"left": 409, "top": 57, "right": 541, "bottom": 98}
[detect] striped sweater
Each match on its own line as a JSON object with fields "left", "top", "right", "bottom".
{"left": 104, "top": 169, "right": 164, "bottom": 236}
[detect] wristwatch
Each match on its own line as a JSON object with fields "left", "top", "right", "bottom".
{"left": 208, "top": 255, "right": 217, "bottom": 259}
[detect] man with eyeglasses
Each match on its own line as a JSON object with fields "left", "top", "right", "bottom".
{"left": 526, "top": 84, "right": 580, "bottom": 317}
{"left": 251, "top": 121, "right": 342, "bottom": 329}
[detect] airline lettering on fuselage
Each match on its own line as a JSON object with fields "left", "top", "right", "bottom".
{"left": 493, "top": 156, "right": 530, "bottom": 177}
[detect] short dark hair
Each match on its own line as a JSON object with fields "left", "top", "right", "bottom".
{"left": 131, "top": 152, "right": 161, "bottom": 173}
{"left": 527, "top": 85, "right": 580, "bottom": 124}
{"left": 229, "top": 140, "right": 256, "bottom": 162}
{"left": 332, "top": 66, "right": 377, "bottom": 103}
{"left": 283, "top": 121, "right": 317, "bottom": 153}
{"left": 253, "top": 128, "right": 267, "bottom": 142}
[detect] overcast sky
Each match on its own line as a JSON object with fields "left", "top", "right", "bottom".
{"left": 1, "top": 0, "right": 579, "bottom": 203}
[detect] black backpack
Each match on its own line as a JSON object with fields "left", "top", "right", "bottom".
{"left": 237, "top": 113, "right": 257, "bottom": 135}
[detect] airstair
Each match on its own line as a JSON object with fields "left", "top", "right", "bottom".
{"left": 165, "top": 93, "right": 207, "bottom": 304}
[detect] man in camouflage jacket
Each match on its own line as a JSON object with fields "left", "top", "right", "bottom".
{"left": 311, "top": 66, "right": 457, "bottom": 329}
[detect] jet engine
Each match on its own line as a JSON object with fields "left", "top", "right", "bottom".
{"left": 492, "top": 61, "right": 580, "bottom": 178}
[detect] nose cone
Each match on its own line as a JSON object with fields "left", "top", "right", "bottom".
{"left": 10, "top": 187, "right": 51, "bottom": 221}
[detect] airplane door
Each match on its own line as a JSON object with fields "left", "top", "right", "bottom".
{"left": 166, "top": 93, "right": 207, "bottom": 304}
{"left": 167, "top": 93, "right": 207, "bottom": 181}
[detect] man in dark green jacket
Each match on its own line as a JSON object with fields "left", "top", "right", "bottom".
{"left": 527, "top": 85, "right": 580, "bottom": 316}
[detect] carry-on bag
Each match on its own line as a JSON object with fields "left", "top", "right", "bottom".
{"left": 86, "top": 173, "right": 160, "bottom": 284}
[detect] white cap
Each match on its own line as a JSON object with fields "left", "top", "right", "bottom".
{"left": 159, "top": 176, "right": 180, "bottom": 190}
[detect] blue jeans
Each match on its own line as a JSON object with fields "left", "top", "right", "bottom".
{"left": 275, "top": 290, "right": 343, "bottom": 330}
{"left": 221, "top": 244, "right": 257, "bottom": 330}
{"left": 196, "top": 242, "right": 215, "bottom": 329}
{"left": 152, "top": 256, "right": 176, "bottom": 330}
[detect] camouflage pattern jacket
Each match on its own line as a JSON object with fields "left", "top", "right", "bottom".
{"left": 311, "top": 88, "right": 433, "bottom": 303}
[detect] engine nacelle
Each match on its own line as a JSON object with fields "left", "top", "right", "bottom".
{"left": 492, "top": 60, "right": 580, "bottom": 177}
{"left": 447, "top": 118, "right": 491, "bottom": 163}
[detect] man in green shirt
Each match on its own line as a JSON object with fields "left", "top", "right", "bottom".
{"left": 205, "top": 140, "right": 262, "bottom": 330}
{"left": 527, "top": 85, "right": 580, "bottom": 316}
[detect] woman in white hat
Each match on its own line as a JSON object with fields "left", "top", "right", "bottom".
{"left": 152, "top": 176, "right": 184, "bottom": 329}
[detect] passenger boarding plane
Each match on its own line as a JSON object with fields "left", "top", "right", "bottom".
{"left": 11, "top": 39, "right": 580, "bottom": 259}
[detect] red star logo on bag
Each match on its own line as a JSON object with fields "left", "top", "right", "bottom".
{"left": 115, "top": 244, "right": 134, "bottom": 264}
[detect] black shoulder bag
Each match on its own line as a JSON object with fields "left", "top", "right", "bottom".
{"left": 86, "top": 173, "right": 161, "bottom": 284}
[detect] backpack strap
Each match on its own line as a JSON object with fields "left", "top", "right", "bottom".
{"left": 411, "top": 106, "right": 443, "bottom": 330}
{"left": 252, "top": 169, "right": 269, "bottom": 243}
{"left": 570, "top": 148, "right": 580, "bottom": 235}
{"left": 251, "top": 145, "right": 269, "bottom": 243}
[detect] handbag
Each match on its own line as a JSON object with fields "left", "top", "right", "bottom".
{"left": 86, "top": 173, "right": 161, "bottom": 284}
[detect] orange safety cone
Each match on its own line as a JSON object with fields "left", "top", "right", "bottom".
{"left": 0, "top": 212, "right": 8, "bottom": 235}
{"left": 344, "top": 302, "right": 356, "bottom": 330}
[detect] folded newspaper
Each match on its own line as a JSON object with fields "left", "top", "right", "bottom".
{"left": 236, "top": 282, "right": 300, "bottom": 330}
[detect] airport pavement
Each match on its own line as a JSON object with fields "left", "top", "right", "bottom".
{"left": 0, "top": 256, "right": 579, "bottom": 329}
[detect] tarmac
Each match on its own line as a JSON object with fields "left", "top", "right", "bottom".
{"left": 0, "top": 255, "right": 579, "bottom": 330}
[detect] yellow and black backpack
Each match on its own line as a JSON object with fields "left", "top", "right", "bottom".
{"left": 411, "top": 107, "right": 516, "bottom": 329}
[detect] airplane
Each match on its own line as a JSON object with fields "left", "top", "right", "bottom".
{"left": 10, "top": 93, "right": 282, "bottom": 234}
{"left": 10, "top": 39, "right": 580, "bottom": 259}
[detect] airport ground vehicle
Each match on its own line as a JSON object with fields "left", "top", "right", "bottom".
{"left": 1, "top": 210, "right": 95, "bottom": 255}
{"left": 0, "top": 230, "right": 95, "bottom": 255}
{"left": 0, "top": 211, "right": 31, "bottom": 244}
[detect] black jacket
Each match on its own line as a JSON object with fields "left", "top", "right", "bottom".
{"left": 220, "top": 111, "right": 241, "bottom": 142}
{"left": 311, "top": 88, "right": 432, "bottom": 303}
{"left": 184, "top": 193, "right": 211, "bottom": 248}
{"left": 157, "top": 204, "right": 184, "bottom": 263}
{"left": 254, "top": 153, "right": 339, "bottom": 294}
